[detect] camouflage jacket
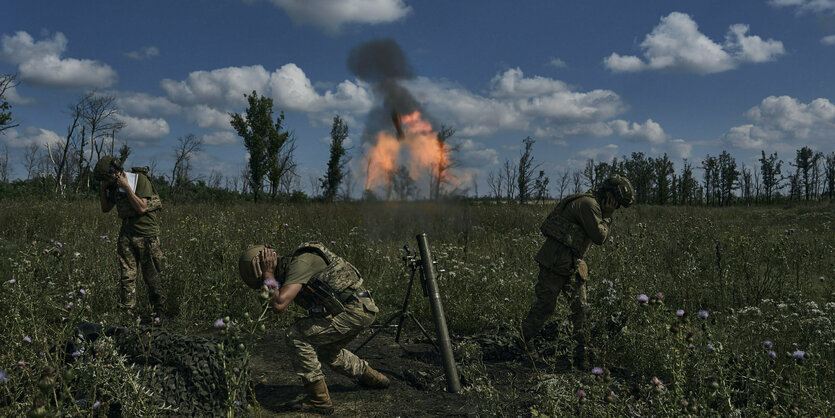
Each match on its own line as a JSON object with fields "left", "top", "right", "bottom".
{"left": 536, "top": 192, "right": 612, "bottom": 275}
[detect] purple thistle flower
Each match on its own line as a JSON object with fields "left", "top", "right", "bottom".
{"left": 263, "top": 278, "right": 279, "bottom": 289}
{"left": 637, "top": 294, "right": 649, "bottom": 303}
{"left": 23, "top": 336, "right": 31, "bottom": 343}
{"left": 698, "top": 310, "right": 709, "bottom": 319}
{"left": 706, "top": 344, "right": 714, "bottom": 351}
{"left": 763, "top": 340, "right": 773, "bottom": 349}
{"left": 768, "top": 350, "right": 777, "bottom": 359}
{"left": 819, "top": 276, "right": 825, "bottom": 282}
{"left": 12, "top": 262, "right": 17, "bottom": 266}
{"left": 213, "top": 318, "right": 226, "bottom": 329}
{"left": 79, "top": 289, "right": 86, "bottom": 295}
{"left": 688, "top": 344, "right": 695, "bottom": 350}
{"left": 154, "top": 317, "right": 160, "bottom": 324}
{"left": 56, "top": 242, "right": 62, "bottom": 248}
{"left": 651, "top": 376, "right": 662, "bottom": 386}
{"left": 676, "top": 309, "right": 685, "bottom": 317}
{"left": 65, "top": 304, "right": 72, "bottom": 310}
{"left": 72, "top": 351, "right": 81, "bottom": 358}
{"left": 577, "top": 389, "right": 586, "bottom": 398}
{"left": 283, "top": 223, "right": 289, "bottom": 227}
{"left": 17, "top": 361, "right": 24, "bottom": 366}
{"left": 791, "top": 350, "right": 805, "bottom": 360}
{"left": 8, "top": 279, "right": 15, "bottom": 284}
{"left": 93, "top": 401, "right": 101, "bottom": 409}
{"left": 655, "top": 292, "right": 664, "bottom": 300}
{"left": 0, "top": 370, "right": 6, "bottom": 384}
{"left": 591, "top": 367, "right": 604, "bottom": 376}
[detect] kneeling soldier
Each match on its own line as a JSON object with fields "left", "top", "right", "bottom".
{"left": 239, "top": 242, "right": 390, "bottom": 415}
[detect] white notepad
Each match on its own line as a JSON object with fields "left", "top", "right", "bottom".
{"left": 118, "top": 172, "right": 138, "bottom": 193}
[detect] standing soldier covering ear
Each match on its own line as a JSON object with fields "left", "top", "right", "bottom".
{"left": 94, "top": 156, "right": 167, "bottom": 323}
{"left": 521, "top": 174, "right": 634, "bottom": 369}
{"left": 239, "top": 242, "right": 390, "bottom": 415}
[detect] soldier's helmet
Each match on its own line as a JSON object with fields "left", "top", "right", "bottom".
{"left": 601, "top": 175, "right": 634, "bottom": 208}
{"left": 93, "top": 156, "right": 123, "bottom": 182}
{"left": 238, "top": 245, "right": 266, "bottom": 289}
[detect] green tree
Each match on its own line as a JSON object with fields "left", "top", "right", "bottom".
{"left": 320, "top": 115, "right": 349, "bottom": 202}
{"left": 517, "top": 136, "right": 540, "bottom": 204}
{"left": 718, "top": 150, "right": 739, "bottom": 206}
{"left": 792, "top": 146, "right": 821, "bottom": 201}
{"left": 759, "top": 151, "right": 783, "bottom": 204}
{"left": 651, "top": 153, "right": 674, "bottom": 205}
{"left": 0, "top": 74, "right": 19, "bottom": 135}
{"left": 230, "top": 91, "right": 287, "bottom": 203}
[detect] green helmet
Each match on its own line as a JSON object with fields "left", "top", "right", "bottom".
{"left": 600, "top": 175, "right": 634, "bottom": 208}
{"left": 238, "top": 245, "right": 266, "bottom": 289}
{"left": 93, "top": 156, "right": 123, "bottom": 182}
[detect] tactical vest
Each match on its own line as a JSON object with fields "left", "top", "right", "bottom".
{"left": 114, "top": 168, "right": 162, "bottom": 219}
{"left": 539, "top": 192, "right": 595, "bottom": 258}
{"left": 293, "top": 242, "right": 363, "bottom": 294}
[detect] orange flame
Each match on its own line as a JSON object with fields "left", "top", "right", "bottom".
{"left": 364, "top": 110, "right": 453, "bottom": 192}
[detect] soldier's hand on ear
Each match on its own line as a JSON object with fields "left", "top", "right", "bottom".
{"left": 602, "top": 195, "right": 618, "bottom": 213}
{"left": 259, "top": 248, "right": 278, "bottom": 278}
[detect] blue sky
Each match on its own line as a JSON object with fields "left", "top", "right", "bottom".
{"left": 2, "top": 0, "right": 834, "bottom": 197}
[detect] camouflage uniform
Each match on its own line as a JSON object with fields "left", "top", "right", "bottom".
{"left": 522, "top": 175, "right": 633, "bottom": 364}
{"left": 277, "top": 243, "right": 379, "bottom": 385}
{"left": 100, "top": 163, "right": 166, "bottom": 313}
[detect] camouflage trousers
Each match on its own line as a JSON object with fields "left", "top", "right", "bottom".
{"left": 285, "top": 296, "right": 378, "bottom": 384}
{"left": 117, "top": 234, "right": 166, "bottom": 311}
{"left": 521, "top": 264, "right": 587, "bottom": 347}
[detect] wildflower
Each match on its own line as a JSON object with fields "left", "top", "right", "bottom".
{"left": 637, "top": 294, "right": 649, "bottom": 303}
{"left": 651, "top": 376, "right": 662, "bottom": 386}
{"left": 67, "top": 291, "right": 74, "bottom": 297}
{"left": 154, "top": 317, "right": 160, "bottom": 324}
{"left": 577, "top": 389, "right": 586, "bottom": 398}
{"left": 93, "top": 401, "right": 101, "bottom": 409}
{"left": 56, "top": 242, "right": 63, "bottom": 248}
{"left": 65, "top": 304, "right": 72, "bottom": 310}
{"left": 263, "top": 278, "right": 279, "bottom": 289}
{"left": 8, "top": 279, "right": 15, "bottom": 284}
{"left": 676, "top": 309, "right": 685, "bottom": 317}
{"left": 768, "top": 350, "right": 777, "bottom": 359}
{"left": 706, "top": 344, "right": 714, "bottom": 351}
{"left": 591, "top": 367, "right": 604, "bottom": 376}
{"left": 791, "top": 350, "right": 805, "bottom": 360}
{"left": 23, "top": 336, "right": 31, "bottom": 343}
{"left": 72, "top": 351, "right": 81, "bottom": 358}
{"left": 98, "top": 235, "right": 107, "bottom": 239}
{"left": 819, "top": 276, "right": 825, "bottom": 282}
{"left": 655, "top": 292, "right": 664, "bottom": 300}
{"left": 79, "top": 289, "right": 86, "bottom": 295}
{"left": 283, "top": 223, "right": 289, "bottom": 227}
{"left": 17, "top": 361, "right": 24, "bottom": 366}
{"left": 763, "top": 340, "right": 773, "bottom": 349}
{"left": 0, "top": 370, "right": 6, "bottom": 383}
{"left": 698, "top": 310, "right": 709, "bottom": 319}
{"left": 73, "top": 252, "right": 80, "bottom": 258}
{"left": 213, "top": 318, "right": 226, "bottom": 329}
{"left": 12, "top": 262, "right": 17, "bottom": 266}
{"left": 688, "top": 344, "right": 695, "bottom": 350}
{"left": 330, "top": 240, "right": 336, "bottom": 245}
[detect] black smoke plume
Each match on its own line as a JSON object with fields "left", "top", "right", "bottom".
{"left": 347, "top": 39, "right": 424, "bottom": 142}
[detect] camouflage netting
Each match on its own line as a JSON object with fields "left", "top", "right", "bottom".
{"left": 71, "top": 322, "right": 248, "bottom": 417}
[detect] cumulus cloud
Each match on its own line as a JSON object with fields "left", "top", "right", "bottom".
{"left": 770, "top": 0, "right": 835, "bottom": 14}
{"left": 185, "top": 105, "right": 232, "bottom": 130}
{"left": 264, "top": 0, "right": 410, "bottom": 33}
{"left": 2, "top": 83, "right": 35, "bottom": 105}
{"left": 665, "top": 138, "right": 693, "bottom": 160}
{"left": 116, "top": 114, "right": 170, "bottom": 142}
{"left": 160, "top": 64, "right": 373, "bottom": 123}
{"left": 546, "top": 58, "right": 568, "bottom": 68}
{"left": 456, "top": 138, "right": 499, "bottom": 168}
{"left": 604, "top": 12, "right": 784, "bottom": 74}
{"left": 201, "top": 131, "right": 239, "bottom": 146}
{"left": 721, "top": 95, "right": 835, "bottom": 149}
{"left": 609, "top": 119, "right": 667, "bottom": 143}
{"left": 822, "top": 34, "right": 835, "bottom": 45}
{"left": 115, "top": 92, "right": 180, "bottom": 117}
{"left": 124, "top": 46, "right": 159, "bottom": 61}
{"left": 0, "top": 31, "right": 117, "bottom": 88}
{"left": 577, "top": 143, "right": 619, "bottom": 161}
{"left": 0, "top": 126, "right": 62, "bottom": 147}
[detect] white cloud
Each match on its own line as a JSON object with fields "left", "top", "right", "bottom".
{"left": 124, "top": 46, "right": 159, "bottom": 61}
{"left": 116, "top": 114, "right": 170, "bottom": 141}
{"left": 604, "top": 12, "right": 783, "bottom": 74}
{"left": 0, "top": 31, "right": 117, "bottom": 88}
{"left": 721, "top": 95, "right": 835, "bottom": 149}
{"left": 652, "top": 138, "right": 693, "bottom": 160}
{"left": 115, "top": 92, "right": 180, "bottom": 117}
{"left": 185, "top": 105, "right": 232, "bottom": 130}
{"left": 577, "top": 143, "right": 619, "bottom": 161}
{"left": 456, "top": 138, "right": 499, "bottom": 168}
{"left": 3, "top": 84, "right": 35, "bottom": 105}
{"left": 546, "top": 58, "right": 568, "bottom": 68}
{"left": 609, "top": 119, "right": 667, "bottom": 143}
{"left": 265, "top": 0, "right": 411, "bottom": 33}
{"left": 770, "top": 0, "right": 835, "bottom": 14}
{"left": 161, "top": 65, "right": 271, "bottom": 107}
{"left": 201, "top": 131, "right": 239, "bottom": 146}
{"left": 821, "top": 35, "right": 835, "bottom": 45}
{"left": 0, "top": 126, "right": 62, "bottom": 147}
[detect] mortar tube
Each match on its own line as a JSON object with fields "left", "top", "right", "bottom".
{"left": 416, "top": 233, "right": 462, "bottom": 393}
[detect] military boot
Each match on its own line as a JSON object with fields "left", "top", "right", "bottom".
{"left": 359, "top": 365, "right": 390, "bottom": 389}
{"left": 291, "top": 379, "right": 333, "bottom": 415}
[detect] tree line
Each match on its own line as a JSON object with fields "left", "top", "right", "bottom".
{"left": 2, "top": 77, "right": 833, "bottom": 205}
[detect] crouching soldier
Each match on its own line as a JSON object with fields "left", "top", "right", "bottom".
{"left": 238, "top": 242, "right": 390, "bottom": 415}
{"left": 521, "top": 175, "right": 633, "bottom": 369}
{"left": 94, "top": 156, "right": 167, "bottom": 323}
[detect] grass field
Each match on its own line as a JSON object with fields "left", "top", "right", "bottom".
{"left": 1, "top": 199, "right": 833, "bottom": 416}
